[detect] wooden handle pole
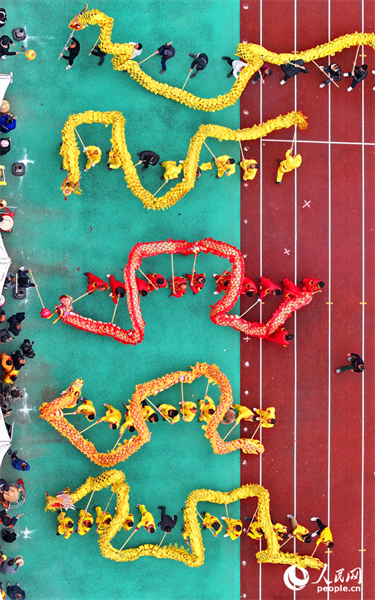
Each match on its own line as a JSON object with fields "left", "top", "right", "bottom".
{"left": 72, "top": 290, "right": 93, "bottom": 304}
{"left": 182, "top": 69, "right": 193, "bottom": 91}
{"left": 58, "top": 33, "right": 74, "bottom": 60}
{"left": 225, "top": 503, "right": 229, "bottom": 519}
{"left": 171, "top": 254, "right": 175, "bottom": 295}
{"left": 204, "top": 379, "right": 210, "bottom": 398}
{"left": 223, "top": 421, "right": 239, "bottom": 441}
{"left": 239, "top": 298, "right": 261, "bottom": 319}
{"left": 89, "top": 36, "right": 101, "bottom": 56}
{"left": 83, "top": 490, "right": 95, "bottom": 514}
{"left": 138, "top": 268, "right": 158, "bottom": 290}
{"left": 157, "top": 531, "right": 168, "bottom": 549}
{"left": 311, "top": 59, "right": 339, "bottom": 88}
{"left": 119, "top": 527, "right": 138, "bottom": 551}
{"left": 79, "top": 420, "right": 100, "bottom": 434}
{"left": 97, "top": 491, "right": 115, "bottom": 530}
{"left": 153, "top": 179, "right": 169, "bottom": 197}
{"left": 111, "top": 296, "right": 120, "bottom": 324}
{"left": 279, "top": 536, "right": 293, "bottom": 549}
{"left": 28, "top": 269, "right": 45, "bottom": 308}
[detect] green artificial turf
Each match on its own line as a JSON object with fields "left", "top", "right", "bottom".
{"left": 1, "top": 1, "right": 242, "bottom": 598}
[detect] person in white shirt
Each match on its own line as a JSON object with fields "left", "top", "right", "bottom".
{"left": 221, "top": 56, "right": 247, "bottom": 79}
{"left": 128, "top": 42, "right": 143, "bottom": 59}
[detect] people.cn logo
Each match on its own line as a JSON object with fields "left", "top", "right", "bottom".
{"left": 283, "top": 566, "right": 310, "bottom": 591}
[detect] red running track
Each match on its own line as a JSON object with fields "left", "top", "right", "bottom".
{"left": 239, "top": 2, "right": 375, "bottom": 600}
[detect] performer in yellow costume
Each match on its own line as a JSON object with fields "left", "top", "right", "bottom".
{"left": 246, "top": 518, "right": 264, "bottom": 540}
{"left": 157, "top": 403, "right": 180, "bottom": 424}
{"left": 76, "top": 510, "right": 94, "bottom": 536}
{"left": 135, "top": 504, "right": 155, "bottom": 533}
{"left": 239, "top": 159, "right": 259, "bottom": 181}
{"left": 75, "top": 399, "right": 96, "bottom": 421}
{"left": 107, "top": 146, "right": 121, "bottom": 170}
{"left": 231, "top": 403, "right": 257, "bottom": 424}
{"left": 160, "top": 161, "right": 182, "bottom": 181}
{"left": 119, "top": 405, "right": 136, "bottom": 435}
{"left": 287, "top": 515, "right": 311, "bottom": 543}
{"left": 215, "top": 155, "right": 236, "bottom": 178}
{"left": 201, "top": 511, "right": 222, "bottom": 536}
{"left": 95, "top": 506, "right": 112, "bottom": 534}
{"left": 198, "top": 396, "right": 216, "bottom": 423}
{"left": 96, "top": 403, "right": 122, "bottom": 430}
{"left": 1, "top": 353, "right": 13, "bottom": 373}
{"left": 253, "top": 406, "right": 276, "bottom": 428}
{"left": 273, "top": 522, "right": 288, "bottom": 541}
{"left": 141, "top": 402, "right": 159, "bottom": 423}
{"left": 123, "top": 513, "right": 134, "bottom": 531}
{"left": 178, "top": 400, "right": 198, "bottom": 422}
{"left": 57, "top": 511, "right": 74, "bottom": 539}
{"left": 83, "top": 145, "right": 102, "bottom": 172}
{"left": 276, "top": 149, "right": 302, "bottom": 184}
{"left": 222, "top": 516, "right": 243, "bottom": 540}
{"left": 311, "top": 517, "right": 334, "bottom": 548}
{"left": 2, "top": 369, "right": 18, "bottom": 384}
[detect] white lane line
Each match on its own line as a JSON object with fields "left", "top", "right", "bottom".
{"left": 261, "top": 139, "right": 375, "bottom": 146}
{"left": 259, "top": 2, "right": 263, "bottom": 598}
{"left": 361, "top": 4, "right": 365, "bottom": 599}
{"left": 327, "top": 2, "right": 332, "bottom": 597}
{"left": 293, "top": 1, "right": 298, "bottom": 589}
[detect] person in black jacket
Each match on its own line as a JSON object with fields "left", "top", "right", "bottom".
{"left": 336, "top": 353, "right": 365, "bottom": 374}
{"left": 319, "top": 62, "right": 342, "bottom": 88}
{"left": 280, "top": 59, "right": 308, "bottom": 85}
{"left": 6, "top": 582, "right": 25, "bottom": 600}
{"left": 10, "top": 351, "right": 25, "bottom": 371}
{"left": 7, "top": 313, "right": 25, "bottom": 337}
{"left": 137, "top": 150, "right": 160, "bottom": 171}
{"left": 189, "top": 53, "right": 208, "bottom": 78}
{"left": 60, "top": 37, "right": 80, "bottom": 70}
{"left": 17, "top": 270, "right": 35, "bottom": 289}
{"left": 20, "top": 340, "right": 35, "bottom": 359}
{"left": 0, "top": 35, "right": 19, "bottom": 59}
{"left": 157, "top": 506, "right": 178, "bottom": 533}
{"left": 0, "top": 329, "right": 12, "bottom": 344}
{"left": 90, "top": 44, "right": 106, "bottom": 67}
{"left": 156, "top": 43, "right": 175, "bottom": 74}
{"left": 344, "top": 63, "right": 367, "bottom": 92}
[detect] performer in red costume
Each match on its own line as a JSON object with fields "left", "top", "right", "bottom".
{"left": 136, "top": 278, "right": 149, "bottom": 297}
{"left": 242, "top": 277, "right": 257, "bottom": 297}
{"left": 214, "top": 271, "right": 257, "bottom": 297}
{"left": 258, "top": 277, "right": 282, "bottom": 300}
{"left": 281, "top": 278, "right": 304, "bottom": 301}
{"left": 186, "top": 272, "right": 205, "bottom": 294}
{"left": 106, "top": 274, "right": 126, "bottom": 304}
{"left": 168, "top": 276, "right": 188, "bottom": 298}
{"left": 83, "top": 272, "right": 109, "bottom": 293}
{"left": 145, "top": 273, "right": 168, "bottom": 292}
{"left": 265, "top": 327, "right": 294, "bottom": 347}
{"left": 300, "top": 278, "right": 325, "bottom": 293}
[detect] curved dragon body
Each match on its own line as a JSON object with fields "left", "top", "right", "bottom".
{"left": 71, "top": 8, "right": 375, "bottom": 112}
{"left": 46, "top": 469, "right": 324, "bottom": 569}
{"left": 60, "top": 109, "right": 307, "bottom": 206}
{"left": 40, "top": 363, "right": 265, "bottom": 467}
{"left": 46, "top": 238, "right": 316, "bottom": 346}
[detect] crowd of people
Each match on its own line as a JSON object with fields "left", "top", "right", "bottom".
{"left": 0, "top": 9, "right": 29, "bottom": 599}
